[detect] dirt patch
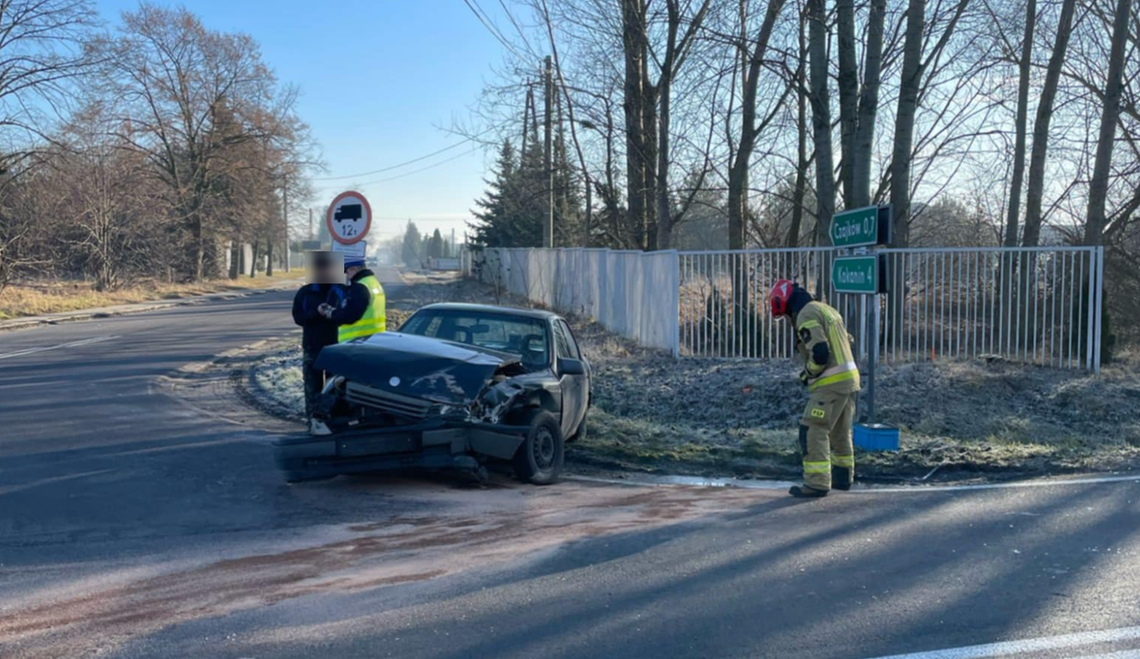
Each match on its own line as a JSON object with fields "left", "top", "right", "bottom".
{"left": 240, "top": 273, "right": 1140, "bottom": 482}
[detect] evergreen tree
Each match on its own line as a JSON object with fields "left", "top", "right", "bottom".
{"left": 470, "top": 139, "right": 515, "bottom": 247}
{"left": 401, "top": 220, "right": 423, "bottom": 266}
{"left": 428, "top": 228, "right": 444, "bottom": 259}
{"left": 470, "top": 138, "right": 544, "bottom": 247}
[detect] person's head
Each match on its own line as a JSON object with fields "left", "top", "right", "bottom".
{"left": 306, "top": 250, "right": 343, "bottom": 285}
{"left": 769, "top": 279, "right": 813, "bottom": 319}
{"left": 344, "top": 258, "right": 365, "bottom": 279}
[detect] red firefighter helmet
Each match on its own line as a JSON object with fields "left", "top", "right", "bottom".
{"left": 769, "top": 279, "right": 795, "bottom": 317}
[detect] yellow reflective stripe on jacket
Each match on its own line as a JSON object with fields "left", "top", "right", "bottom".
{"left": 831, "top": 454, "right": 855, "bottom": 468}
{"left": 809, "top": 368, "right": 858, "bottom": 391}
{"left": 799, "top": 320, "right": 821, "bottom": 331}
{"left": 803, "top": 461, "right": 831, "bottom": 474}
{"left": 338, "top": 318, "right": 385, "bottom": 341}
{"left": 338, "top": 274, "right": 386, "bottom": 342}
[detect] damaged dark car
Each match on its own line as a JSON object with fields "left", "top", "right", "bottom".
{"left": 273, "top": 303, "right": 591, "bottom": 484}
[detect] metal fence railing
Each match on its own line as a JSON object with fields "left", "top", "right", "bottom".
{"left": 463, "top": 245, "right": 1104, "bottom": 371}
{"left": 679, "top": 246, "right": 1104, "bottom": 371}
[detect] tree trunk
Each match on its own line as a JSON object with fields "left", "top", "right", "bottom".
{"left": 850, "top": 0, "right": 885, "bottom": 209}
{"left": 655, "top": 73, "right": 674, "bottom": 249}
{"left": 836, "top": 0, "right": 858, "bottom": 206}
{"left": 808, "top": 0, "right": 835, "bottom": 246}
{"left": 1022, "top": 0, "right": 1076, "bottom": 247}
{"left": 267, "top": 237, "right": 274, "bottom": 277}
{"left": 229, "top": 237, "right": 240, "bottom": 278}
{"left": 621, "top": 0, "right": 655, "bottom": 250}
{"left": 727, "top": 0, "right": 787, "bottom": 250}
{"left": 788, "top": 10, "right": 809, "bottom": 247}
{"left": 888, "top": 0, "right": 926, "bottom": 247}
{"left": 249, "top": 241, "right": 259, "bottom": 278}
{"left": 1083, "top": 0, "right": 1132, "bottom": 246}
{"left": 1002, "top": 0, "right": 1036, "bottom": 248}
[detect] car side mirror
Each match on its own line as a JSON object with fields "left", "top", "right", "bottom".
{"left": 557, "top": 357, "right": 585, "bottom": 376}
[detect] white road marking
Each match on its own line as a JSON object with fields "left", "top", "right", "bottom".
{"left": 565, "top": 472, "right": 1140, "bottom": 493}
{"left": 0, "top": 335, "right": 120, "bottom": 361}
{"left": 862, "top": 473, "right": 1140, "bottom": 493}
{"left": 859, "top": 626, "right": 1140, "bottom": 659}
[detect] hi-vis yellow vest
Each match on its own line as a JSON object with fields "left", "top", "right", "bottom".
{"left": 338, "top": 274, "right": 386, "bottom": 342}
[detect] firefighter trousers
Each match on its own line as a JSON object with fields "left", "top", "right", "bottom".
{"left": 799, "top": 389, "right": 857, "bottom": 491}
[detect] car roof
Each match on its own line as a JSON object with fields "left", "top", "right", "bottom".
{"left": 416, "top": 302, "right": 560, "bottom": 321}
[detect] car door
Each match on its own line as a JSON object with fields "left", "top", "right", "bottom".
{"left": 552, "top": 319, "right": 588, "bottom": 438}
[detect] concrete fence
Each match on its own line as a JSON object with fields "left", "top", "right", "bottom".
{"left": 469, "top": 247, "right": 680, "bottom": 353}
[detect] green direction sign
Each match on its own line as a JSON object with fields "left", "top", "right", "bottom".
{"left": 832, "top": 255, "right": 880, "bottom": 294}
{"left": 831, "top": 205, "right": 889, "bottom": 248}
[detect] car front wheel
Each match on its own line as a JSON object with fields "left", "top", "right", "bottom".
{"left": 512, "top": 410, "right": 564, "bottom": 485}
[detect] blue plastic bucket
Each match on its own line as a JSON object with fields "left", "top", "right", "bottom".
{"left": 853, "top": 423, "right": 900, "bottom": 451}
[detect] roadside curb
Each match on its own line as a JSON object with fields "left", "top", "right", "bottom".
{"left": 0, "top": 281, "right": 299, "bottom": 333}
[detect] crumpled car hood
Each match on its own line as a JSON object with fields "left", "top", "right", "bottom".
{"left": 314, "top": 332, "right": 520, "bottom": 404}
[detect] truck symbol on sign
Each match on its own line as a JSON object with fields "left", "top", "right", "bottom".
{"left": 334, "top": 204, "right": 363, "bottom": 222}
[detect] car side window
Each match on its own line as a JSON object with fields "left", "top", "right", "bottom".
{"left": 558, "top": 320, "right": 582, "bottom": 359}
{"left": 553, "top": 321, "right": 577, "bottom": 360}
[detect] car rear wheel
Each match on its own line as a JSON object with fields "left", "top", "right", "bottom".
{"left": 512, "top": 410, "right": 564, "bottom": 485}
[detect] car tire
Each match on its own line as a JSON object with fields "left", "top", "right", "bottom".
{"left": 512, "top": 410, "right": 564, "bottom": 485}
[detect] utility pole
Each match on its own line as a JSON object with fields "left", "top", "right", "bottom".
{"left": 543, "top": 55, "right": 554, "bottom": 249}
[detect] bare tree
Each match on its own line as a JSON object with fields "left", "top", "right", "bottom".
{"left": 101, "top": 3, "right": 280, "bottom": 280}
{"left": 654, "top": 0, "right": 710, "bottom": 249}
{"left": 889, "top": 0, "right": 971, "bottom": 246}
{"left": 807, "top": 0, "right": 834, "bottom": 245}
{"left": 0, "top": 0, "right": 95, "bottom": 289}
{"left": 1000, "top": 0, "right": 1035, "bottom": 248}
{"left": 1021, "top": 0, "right": 1077, "bottom": 247}
{"left": 1083, "top": 0, "right": 1133, "bottom": 246}
{"left": 848, "top": 0, "right": 886, "bottom": 209}
{"left": 621, "top": 0, "right": 657, "bottom": 249}
{"left": 727, "top": 0, "right": 788, "bottom": 250}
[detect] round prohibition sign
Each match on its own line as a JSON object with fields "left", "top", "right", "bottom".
{"left": 326, "top": 191, "right": 372, "bottom": 245}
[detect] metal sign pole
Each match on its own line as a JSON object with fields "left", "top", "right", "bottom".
{"left": 868, "top": 291, "right": 878, "bottom": 424}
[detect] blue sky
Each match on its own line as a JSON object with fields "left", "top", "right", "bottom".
{"left": 94, "top": 0, "right": 510, "bottom": 244}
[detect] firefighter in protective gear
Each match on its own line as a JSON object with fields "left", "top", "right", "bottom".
{"left": 769, "top": 279, "right": 860, "bottom": 498}
{"left": 319, "top": 257, "right": 386, "bottom": 342}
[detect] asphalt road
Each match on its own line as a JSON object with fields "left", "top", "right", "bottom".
{"left": 1, "top": 268, "right": 1139, "bottom": 659}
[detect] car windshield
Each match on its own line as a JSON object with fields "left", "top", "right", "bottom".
{"left": 400, "top": 309, "right": 550, "bottom": 369}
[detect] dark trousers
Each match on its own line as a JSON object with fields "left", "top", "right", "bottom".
{"left": 302, "top": 351, "right": 325, "bottom": 418}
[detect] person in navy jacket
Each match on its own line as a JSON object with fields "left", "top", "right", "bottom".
{"left": 292, "top": 252, "right": 343, "bottom": 423}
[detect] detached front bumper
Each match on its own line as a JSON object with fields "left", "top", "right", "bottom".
{"left": 272, "top": 419, "right": 531, "bottom": 478}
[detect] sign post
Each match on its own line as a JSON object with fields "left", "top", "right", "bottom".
{"left": 830, "top": 205, "right": 898, "bottom": 451}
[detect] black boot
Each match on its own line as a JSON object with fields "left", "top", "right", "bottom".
{"left": 833, "top": 466, "right": 853, "bottom": 491}
{"left": 789, "top": 484, "right": 828, "bottom": 498}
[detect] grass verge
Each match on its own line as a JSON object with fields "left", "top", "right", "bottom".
{"left": 0, "top": 270, "right": 304, "bottom": 320}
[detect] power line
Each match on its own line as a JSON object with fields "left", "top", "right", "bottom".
{"left": 313, "top": 135, "right": 480, "bottom": 181}
{"left": 315, "top": 146, "right": 481, "bottom": 190}
{"left": 496, "top": 0, "right": 539, "bottom": 59}
{"left": 462, "top": 0, "right": 528, "bottom": 61}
